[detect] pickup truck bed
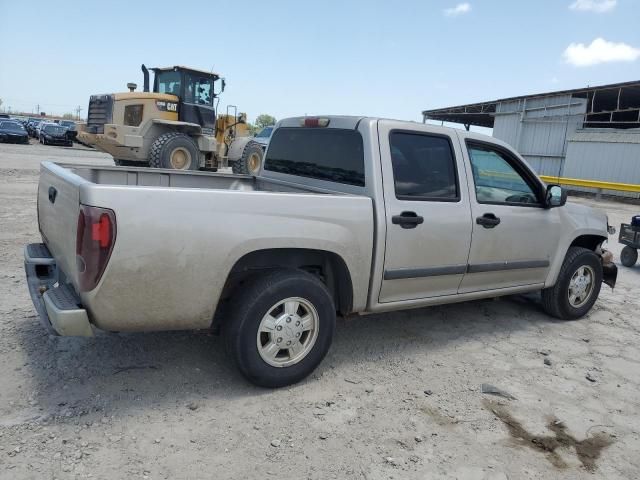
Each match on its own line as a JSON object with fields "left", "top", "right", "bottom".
{"left": 34, "top": 161, "right": 374, "bottom": 334}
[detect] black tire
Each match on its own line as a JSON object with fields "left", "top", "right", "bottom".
{"left": 541, "top": 247, "right": 603, "bottom": 320}
{"left": 149, "top": 132, "right": 200, "bottom": 170}
{"left": 231, "top": 141, "right": 263, "bottom": 175}
{"left": 620, "top": 246, "right": 638, "bottom": 267}
{"left": 224, "top": 269, "right": 336, "bottom": 388}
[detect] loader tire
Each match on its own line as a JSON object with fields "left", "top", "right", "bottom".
{"left": 149, "top": 132, "right": 200, "bottom": 170}
{"left": 231, "top": 141, "right": 263, "bottom": 175}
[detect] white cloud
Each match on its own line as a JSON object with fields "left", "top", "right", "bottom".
{"left": 563, "top": 38, "right": 640, "bottom": 66}
{"left": 569, "top": 0, "right": 616, "bottom": 13}
{"left": 444, "top": 3, "right": 471, "bottom": 17}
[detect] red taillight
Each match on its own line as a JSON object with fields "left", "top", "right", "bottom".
{"left": 76, "top": 205, "right": 116, "bottom": 292}
{"left": 91, "top": 214, "right": 112, "bottom": 248}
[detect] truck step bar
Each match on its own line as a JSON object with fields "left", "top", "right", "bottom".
{"left": 25, "top": 242, "right": 55, "bottom": 265}
{"left": 24, "top": 244, "right": 94, "bottom": 337}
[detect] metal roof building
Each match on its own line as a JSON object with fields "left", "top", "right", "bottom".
{"left": 422, "top": 81, "right": 640, "bottom": 197}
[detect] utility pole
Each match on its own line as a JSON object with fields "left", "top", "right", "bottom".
{"left": 36, "top": 104, "right": 40, "bottom": 115}
{"left": 75, "top": 105, "right": 83, "bottom": 121}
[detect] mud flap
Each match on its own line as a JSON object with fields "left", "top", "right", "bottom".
{"left": 602, "top": 263, "right": 618, "bottom": 289}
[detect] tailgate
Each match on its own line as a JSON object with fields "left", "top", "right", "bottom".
{"left": 38, "top": 162, "right": 85, "bottom": 288}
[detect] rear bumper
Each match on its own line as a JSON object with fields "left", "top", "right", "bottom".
{"left": 24, "top": 243, "right": 94, "bottom": 337}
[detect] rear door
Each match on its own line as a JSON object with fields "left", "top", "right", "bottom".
{"left": 378, "top": 121, "right": 473, "bottom": 303}
{"left": 458, "top": 137, "right": 562, "bottom": 293}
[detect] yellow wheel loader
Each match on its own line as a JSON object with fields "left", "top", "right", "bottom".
{"left": 77, "top": 65, "right": 263, "bottom": 174}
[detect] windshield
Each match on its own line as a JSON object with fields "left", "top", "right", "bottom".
{"left": 1, "top": 122, "right": 25, "bottom": 132}
{"left": 43, "top": 125, "right": 66, "bottom": 135}
{"left": 256, "top": 126, "right": 274, "bottom": 138}
{"left": 59, "top": 120, "right": 75, "bottom": 127}
{"left": 156, "top": 70, "right": 181, "bottom": 96}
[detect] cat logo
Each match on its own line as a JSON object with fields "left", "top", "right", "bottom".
{"left": 156, "top": 101, "right": 178, "bottom": 113}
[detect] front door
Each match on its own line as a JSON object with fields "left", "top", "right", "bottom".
{"left": 180, "top": 72, "right": 216, "bottom": 131}
{"left": 458, "top": 138, "right": 562, "bottom": 293}
{"left": 378, "top": 121, "right": 473, "bottom": 303}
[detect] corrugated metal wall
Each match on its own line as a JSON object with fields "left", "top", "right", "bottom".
{"left": 493, "top": 95, "right": 587, "bottom": 176}
{"left": 491, "top": 94, "right": 640, "bottom": 197}
{"left": 563, "top": 130, "right": 640, "bottom": 198}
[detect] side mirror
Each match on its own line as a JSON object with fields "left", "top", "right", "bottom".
{"left": 546, "top": 184, "right": 567, "bottom": 208}
{"left": 220, "top": 79, "right": 226, "bottom": 93}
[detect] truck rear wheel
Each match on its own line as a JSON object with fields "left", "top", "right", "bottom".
{"left": 224, "top": 269, "right": 336, "bottom": 387}
{"left": 231, "top": 141, "right": 263, "bottom": 175}
{"left": 149, "top": 132, "right": 200, "bottom": 170}
{"left": 620, "top": 246, "right": 638, "bottom": 267}
{"left": 541, "top": 247, "right": 602, "bottom": 320}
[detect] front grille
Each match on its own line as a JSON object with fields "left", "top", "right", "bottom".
{"left": 87, "top": 94, "right": 114, "bottom": 134}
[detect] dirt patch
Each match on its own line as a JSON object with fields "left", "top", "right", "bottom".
{"left": 485, "top": 399, "right": 614, "bottom": 471}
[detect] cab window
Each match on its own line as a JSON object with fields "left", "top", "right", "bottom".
{"left": 467, "top": 143, "right": 540, "bottom": 205}
{"left": 389, "top": 131, "right": 459, "bottom": 201}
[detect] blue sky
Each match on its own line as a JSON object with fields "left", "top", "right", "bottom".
{"left": 1, "top": 0, "right": 639, "bottom": 125}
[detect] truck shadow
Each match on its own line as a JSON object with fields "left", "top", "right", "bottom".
{"left": 17, "top": 293, "right": 556, "bottom": 419}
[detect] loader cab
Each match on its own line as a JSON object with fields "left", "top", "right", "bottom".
{"left": 151, "top": 66, "right": 225, "bottom": 134}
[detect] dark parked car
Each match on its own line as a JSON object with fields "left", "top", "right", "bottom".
{"left": 58, "top": 120, "right": 78, "bottom": 141}
{"left": 27, "top": 120, "right": 42, "bottom": 137}
{"left": 39, "top": 123, "right": 73, "bottom": 146}
{"left": 0, "top": 120, "right": 30, "bottom": 144}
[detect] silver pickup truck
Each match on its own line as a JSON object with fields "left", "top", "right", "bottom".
{"left": 25, "top": 116, "right": 617, "bottom": 387}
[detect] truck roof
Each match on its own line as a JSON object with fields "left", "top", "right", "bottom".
{"left": 152, "top": 66, "right": 221, "bottom": 79}
{"left": 277, "top": 115, "right": 489, "bottom": 139}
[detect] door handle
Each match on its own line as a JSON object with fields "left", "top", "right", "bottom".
{"left": 476, "top": 213, "right": 500, "bottom": 228}
{"left": 392, "top": 211, "right": 424, "bottom": 229}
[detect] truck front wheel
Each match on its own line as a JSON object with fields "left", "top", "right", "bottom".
{"left": 541, "top": 247, "right": 603, "bottom": 320}
{"left": 225, "top": 269, "right": 336, "bottom": 387}
{"left": 149, "top": 132, "right": 200, "bottom": 170}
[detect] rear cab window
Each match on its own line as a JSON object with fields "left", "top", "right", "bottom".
{"left": 264, "top": 128, "right": 365, "bottom": 187}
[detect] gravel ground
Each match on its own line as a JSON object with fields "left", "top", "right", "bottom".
{"left": 1, "top": 141, "right": 639, "bottom": 479}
